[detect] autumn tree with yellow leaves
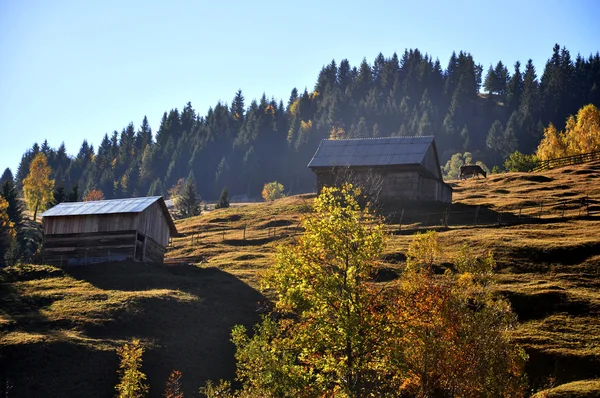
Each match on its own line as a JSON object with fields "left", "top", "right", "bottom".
{"left": 202, "top": 185, "right": 527, "bottom": 397}
{"left": 537, "top": 104, "right": 600, "bottom": 161}
{"left": 0, "top": 197, "right": 16, "bottom": 263}
{"left": 22, "top": 153, "right": 54, "bottom": 221}
{"left": 261, "top": 181, "right": 285, "bottom": 202}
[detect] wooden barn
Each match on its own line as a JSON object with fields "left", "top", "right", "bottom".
{"left": 41, "top": 196, "right": 177, "bottom": 265}
{"left": 308, "top": 136, "right": 452, "bottom": 204}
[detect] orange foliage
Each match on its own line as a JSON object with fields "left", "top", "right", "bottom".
{"left": 83, "top": 189, "right": 105, "bottom": 202}
{"left": 164, "top": 370, "right": 184, "bottom": 398}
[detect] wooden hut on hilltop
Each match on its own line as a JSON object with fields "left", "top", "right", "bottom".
{"left": 308, "top": 136, "right": 452, "bottom": 204}
{"left": 41, "top": 196, "right": 177, "bottom": 265}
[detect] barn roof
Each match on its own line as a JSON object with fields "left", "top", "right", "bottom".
{"left": 308, "top": 135, "right": 436, "bottom": 167}
{"left": 41, "top": 196, "right": 177, "bottom": 235}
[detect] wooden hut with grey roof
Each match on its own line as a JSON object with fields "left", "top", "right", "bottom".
{"left": 41, "top": 196, "right": 177, "bottom": 265}
{"left": 308, "top": 136, "right": 452, "bottom": 204}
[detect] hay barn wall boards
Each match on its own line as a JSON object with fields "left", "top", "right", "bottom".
{"left": 308, "top": 136, "right": 452, "bottom": 204}
{"left": 41, "top": 196, "right": 177, "bottom": 265}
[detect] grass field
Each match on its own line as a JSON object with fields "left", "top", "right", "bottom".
{"left": 1, "top": 161, "right": 600, "bottom": 397}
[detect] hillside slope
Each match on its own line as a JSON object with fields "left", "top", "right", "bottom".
{"left": 1, "top": 161, "right": 599, "bottom": 396}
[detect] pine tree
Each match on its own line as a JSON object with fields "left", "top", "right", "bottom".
{"left": 215, "top": 188, "right": 230, "bottom": 209}
{"left": 1, "top": 179, "right": 22, "bottom": 227}
{"left": 506, "top": 61, "right": 524, "bottom": 113}
{"left": 177, "top": 172, "right": 201, "bottom": 218}
{"left": 67, "top": 184, "right": 80, "bottom": 202}
{"left": 483, "top": 65, "right": 498, "bottom": 95}
{"left": 494, "top": 61, "right": 510, "bottom": 98}
{"left": 1, "top": 168, "right": 13, "bottom": 185}
{"left": 486, "top": 120, "right": 504, "bottom": 166}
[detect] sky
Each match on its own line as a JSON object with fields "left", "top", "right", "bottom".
{"left": 1, "top": 0, "right": 599, "bottom": 175}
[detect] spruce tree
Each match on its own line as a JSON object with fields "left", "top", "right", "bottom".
{"left": 215, "top": 188, "right": 230, "bottom": 209}
{"left": 178, "top": 172, "right": 201, "bottom": 218}
{"left": 506, "top": 61, "right": 524, "bottom": 113}
{"left": 1, "top": 179, "right": 23, "bottom": 227}
{"left": 1, "top": 168, "right": 13, "bottom": 185}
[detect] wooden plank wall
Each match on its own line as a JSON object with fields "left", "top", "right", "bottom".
{"left": 316, "top": 167, "right": 452, "bottom": 203}
{"left": 43, "top": 231, "right": 137, "bottom": 265}
{"left": 144, "top": 235, "right": 166, "bottom": 263}
{"left": 136, "top": 202, "right": 171, "bottom": 247}
{"left": 43, "top": 203, "right": 172, "bottom": 248}
{"left": 43, "top": 214, "right": 138, "bottom": 235}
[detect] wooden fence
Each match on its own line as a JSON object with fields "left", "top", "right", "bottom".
{"left": 533, "top": 150, "right": 600, "bottom": 172}
{"left": 387, "top": 195, "right": 599, "bottom": 232}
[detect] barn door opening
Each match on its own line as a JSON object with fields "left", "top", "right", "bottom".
{"left": 135, "top": 233, "right": 145, "bottom": 262}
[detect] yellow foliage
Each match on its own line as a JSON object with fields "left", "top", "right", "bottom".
{"left": 567, "top": 103, "right": 600, "bottom": 154}
{"left": 288, "top": 98, "right": 301, "bottom": 116}
{"left": 299, "top": 119, "right": 313, "bottom": 135}
{"left": 329, "top": 126, "right": 346, "bottom": 140}
{"left": 536, "top": 123, "right": 568, "bottom": 161}
{"left": 536, "top": 104, "right": 600, "bottom": 160}
{"left": 22, "top": 153, "right": 54, "bottom": 221}
{"left": 0, "top": 197, "right": 15, "bottom": 240}
{"left": 309, "top": 91, "right": 319, "bottom": 100}
{"left": 405, "top": 230, "right": 440, "bottom": 272}
{"left": 261, "top": 181, "right": 285, "bottom": 202}
{"left": 115, "top": 339, "right": 148, "bottom": 398}
{"left": 265, "top": 104, "right": 275, "bottom": 115}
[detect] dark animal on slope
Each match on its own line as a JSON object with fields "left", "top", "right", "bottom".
{"left": 460, "top": 164, "right": 487, "bottom": 179}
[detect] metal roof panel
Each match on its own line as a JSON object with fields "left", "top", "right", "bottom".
{"left": 308, "top": 136, "right": 434, "bottom": 168}
{"left": 41, "top": 196, "right": 163, "bottom": 217}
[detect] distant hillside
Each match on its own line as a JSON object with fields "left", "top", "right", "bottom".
{"left": 1, "top": 162, "right": 600, "bottom": 396}
{"left": 10, "top": 44, "right": 600, "bottom": 202}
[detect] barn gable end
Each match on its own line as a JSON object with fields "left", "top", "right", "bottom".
{"left": 41, "top": 196, "right": 177, "bottom": 265}
{"left": 308, "top": 136, "right": 452, "bottom": 204}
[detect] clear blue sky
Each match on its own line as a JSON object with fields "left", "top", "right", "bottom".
{"left": 1, "top": 0, "right": 599, "bottom": 175}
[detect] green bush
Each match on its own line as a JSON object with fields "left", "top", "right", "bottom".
{"left": 504, "top": 151, "right": 540, "bottom": 172}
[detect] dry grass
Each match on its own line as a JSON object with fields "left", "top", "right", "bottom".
{"left": 0, "top": 263, "right": 264, "bottom": 397}
{"left": 2, "top": 162, "right": 600, "bottom": 396}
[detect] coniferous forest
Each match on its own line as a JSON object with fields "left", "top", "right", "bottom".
{"left": 9, "top": 44, "right": 600, "bottom": 202}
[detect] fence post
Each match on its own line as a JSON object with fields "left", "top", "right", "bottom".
{"left": 243, "top": 224, "right": 246, "bottom": 240}
{"left": 222, "top": 229, "right": 225, "bottom": 241}
{"left": 474, "top": 206, "right": 480, "bottom": 226}
{"left": 538, "top": 201, "right": 544, "bottom": 219}
{"left": 518, "top": 206, "right": 522, "bottom": 219}
{"left": 399, "top": 209, "right": 404, "bottom": 231}
{"left": 587, "top": 195, "right": 590, "bottom": 216}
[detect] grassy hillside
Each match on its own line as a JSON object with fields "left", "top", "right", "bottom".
{"left": 1, "top": 161, "right": 600, "bottom": 396}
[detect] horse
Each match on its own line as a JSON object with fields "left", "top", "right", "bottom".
{"left": 460, "top": 164, "right": 487, "bottom": 179}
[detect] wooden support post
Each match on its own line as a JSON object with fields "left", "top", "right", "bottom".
{"left": 243, "top": 224, "right": 246, "bottom": 240}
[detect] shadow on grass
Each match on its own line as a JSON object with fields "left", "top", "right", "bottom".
{"left": 1, "top": 262, "right": 267, "bottom": 398}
